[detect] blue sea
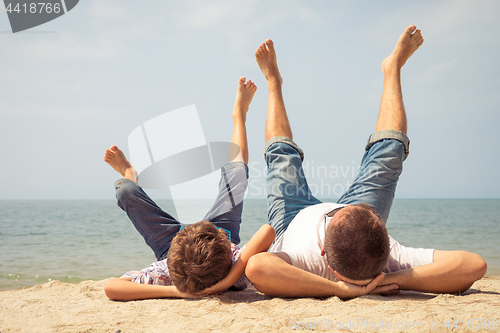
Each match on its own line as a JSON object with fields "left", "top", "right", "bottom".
{"left": 1, "top": 199, "right": 499, "bottom": 290}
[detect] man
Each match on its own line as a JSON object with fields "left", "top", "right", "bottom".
{"left": 245, "top": 25, "right": 487, "bottom": 298}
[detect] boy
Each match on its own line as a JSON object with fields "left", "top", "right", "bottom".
{"left": 103, "top": 77, "right": 275, "bottom": 300}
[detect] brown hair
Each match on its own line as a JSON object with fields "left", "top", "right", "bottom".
{"left": 324, "top": 204, "right": 390, "bottom": 281}
{"left": 167, "top": 221, "right": 232, "bottom": 293}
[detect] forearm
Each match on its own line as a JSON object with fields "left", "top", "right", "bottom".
{"left": 246, "top": 252, "right": 341, "bottom": 298}
{"left": 222, "top": 225, "right": 275, "bottom": 287}
{"left": 382, "top": 251, "right": 487, "bottom": 293}
{"left": 104, "top": 278, "right": 182, "bottom": 301}
{"left": 240, "top": 225, "right": 276, "bottom": 263}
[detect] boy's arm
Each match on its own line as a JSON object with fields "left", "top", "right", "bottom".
{"left": 196, "top": 224, "right": 276, "bottom": 294}
{"left": 104, "top": 277, "right": 202, "bottom": 301}
{"left": 378, "top": 250, "right": 487, "bottom": 293}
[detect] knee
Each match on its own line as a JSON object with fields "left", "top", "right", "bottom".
{"left": 115, "top": 179, "right": 140, "bottom": 202}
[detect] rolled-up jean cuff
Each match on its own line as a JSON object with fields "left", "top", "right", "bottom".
{"left": 264, "top": 136, "right": 305, "bottom": 161}
{"left": 366, "top": 130, "right": 410, "bottom": 160}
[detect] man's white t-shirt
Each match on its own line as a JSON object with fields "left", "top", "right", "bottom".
{"left": 269, "top": 203, "right": 434, "bottom": 281}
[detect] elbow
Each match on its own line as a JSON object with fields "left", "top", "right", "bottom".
{"left": 245, "top": 253, "right": 268, "bottom": 286}
{"left": 264, "top": 225, "right": 276, "bottom": 249}
{"left": 458, "top": 252, "right": 487, "bottom": 292}
{"left": 245, "top": 254, "right": 261, "bottom": 282}
{"left": 265, "top": 224, "right": 276, "bottom": 238}
{"left": 104, "top": 279, "right": 123, "bottom": 301}
{"left": 470, "top": 253, "right": 487, "bottom": 280}
{"left": 465, "top": 252, "right": 487, "bottom": 281}
{"left": 104, "top": 280, "right": 115, "bottom": 299}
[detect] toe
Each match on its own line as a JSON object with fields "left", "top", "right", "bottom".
{"left": 104, "top": 151, "right": 111, "bottom": 161}
{"left": 406, "top": 25, "right": 416, "bottom": 34}
{"left": 265, "top": 39, "right": 274, "bottom": 50}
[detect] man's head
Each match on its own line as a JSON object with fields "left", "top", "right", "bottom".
{"left": 167, "top": 221, "right": 232, "bottom": 293}
{"left": 323, "top": 204, "right": 390, "bottom": 283}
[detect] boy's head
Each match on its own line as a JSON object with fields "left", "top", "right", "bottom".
{"left": 323, "top": 204, "right": 390, "bottom": 282}
{"left": 167, "top": 221, "right": 232, "bottom": 293}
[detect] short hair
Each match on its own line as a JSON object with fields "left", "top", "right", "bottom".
{"left": 324, "top": 204, "right": 390, "bottom": 281}
{"left": 167, "top": 221, "right": 232, "bottom": 293}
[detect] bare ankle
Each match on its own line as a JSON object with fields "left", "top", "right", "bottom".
{"left": 381, "top": 57, "right": 402, "bottom": 76}
{"left": 267, "top": 77, "right": 283, "bottom": 89}
{"left": 383, "top": 65, "right": 401, "bottom": 77}
{"left": 232, "top": 110, "right": 247, "bottom": 123}
{"left": 124, "top": 168, "right": 138, "bottom": 183}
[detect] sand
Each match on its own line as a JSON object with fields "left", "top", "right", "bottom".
{"left": 1, "top": 277, "right": 499, "bottom": 333}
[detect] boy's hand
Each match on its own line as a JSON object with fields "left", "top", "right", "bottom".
{"left": 193, "top": 281, "right": 226, "bottom": 296}
{"left": 173, "top": 286, "right": 207, "bottom": 299}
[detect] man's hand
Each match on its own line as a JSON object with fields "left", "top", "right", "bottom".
{"left": 335, "top": 273, "right": 399, "bottom": 298}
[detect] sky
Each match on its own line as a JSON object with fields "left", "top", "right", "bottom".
{"left": 0, "top": 0, "right": 499, "bottom": 201}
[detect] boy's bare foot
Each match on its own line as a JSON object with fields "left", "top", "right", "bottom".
{"left": 255, "top": 39, "right": 283, "bottom": 84}
{"left": 381, "top": 25, "right": 424, "bottom": 73}
{"left": 233, "top": 77, "right": 257, "bottom": 121}
{"left": 103, "top": 145, "right": 138, "bottom": 182}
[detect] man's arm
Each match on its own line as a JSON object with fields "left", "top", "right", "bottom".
{"left": 104, "top": 277, "right": 201, "bottom": 301}
{"left": 245, "top": 252, "right": 398, "bottom": 298}
{"left": 196, "top": 224, "right": 276, "bottom": 295}
{"left": 379, "top": 250, "right": 487, "bottom": 293}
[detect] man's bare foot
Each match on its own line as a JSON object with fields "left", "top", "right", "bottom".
{"left": 381, "top": 25, "right": 424, "bottom": 73}
{"left": 233, "top": 77, "right": 257, "bottom": 121}
{"left": 103, "top": 145, "right": 138, "bottom": 182}
{"left": 255, "top": 39, "right": 283, "bottom": 84}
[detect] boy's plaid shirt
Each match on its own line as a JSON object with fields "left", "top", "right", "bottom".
{"left": 122, "top": 243, "right": 250, "bottom": 290}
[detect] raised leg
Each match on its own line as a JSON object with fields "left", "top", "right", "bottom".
{"left": 256, "top": 39, "right": 321, "bottom": 240}
{"left": 231, "top": 76, "right": 257, "bottom": 165}
{"left": 104, "top": 145, "right": 180, "bottom": 260}
{"left": 337, "top": 25, "right": 424, "bottom": 222}
{"left": 376, "top": 25, "right": 424, "bottom": 134}
{"left": 203, "top": 77, "right": 256, "bottom": 244}
{"left": 255, "top": 39, "right": 292, "bottom": 141}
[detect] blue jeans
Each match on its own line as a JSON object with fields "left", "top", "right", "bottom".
{"left": 115, "top": 161, "right": 249, "bottom": 260}
{"left": 265, "top": 130, "right": 410, "bottom": 241}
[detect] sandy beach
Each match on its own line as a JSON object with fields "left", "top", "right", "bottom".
{"left": 0, "top": 277, "right": 498, "bottom": 333}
